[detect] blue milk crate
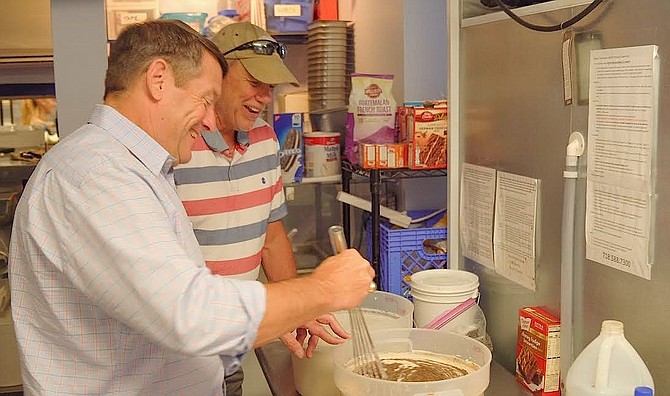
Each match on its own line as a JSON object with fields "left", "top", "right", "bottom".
{"left": 367, "top": 219, "right": 448, "bottom": 298}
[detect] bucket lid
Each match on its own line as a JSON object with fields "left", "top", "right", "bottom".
{"left": 410, "top": 269, "right": 479, "bottom": 295}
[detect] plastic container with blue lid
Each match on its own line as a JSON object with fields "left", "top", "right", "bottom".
{"left": 264, "top": 0, "right": 314, "bottom": 33}
{"left": 206, "top": 9, "right": 239, "bottom": 37}
{"left": 159, "top": 12, "right": 208, "bottom": 34}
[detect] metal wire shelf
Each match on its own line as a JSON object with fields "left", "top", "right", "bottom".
{"left": 341, "top": 160, "right": 448, "bottom": 180}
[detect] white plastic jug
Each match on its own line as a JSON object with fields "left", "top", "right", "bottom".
{"left": 565, "top": 320, "right": 654, "bottom": 396}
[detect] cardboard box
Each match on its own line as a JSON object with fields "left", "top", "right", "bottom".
{"left": 397, "top": 104, "right": 411, "bottom": 143}
{"left": 273, "top": 113, "right": 304, "bottom": 183}
{"left": 380, "top": 143, "right": 407, "bottom": 169}
{"left": 358, "top": 143, "right": 408, "bottom": 169}
{"left": 516, "top": 306, "right": 561, "bottom": 396}
{"left": 402, "top": 101, "right": 447, "bottom": 169}
{"left": 359, "top": 143, "right": 376, "bottom": 169}
{"left": 278, "top": 91, "right": 309, "bottom": 114}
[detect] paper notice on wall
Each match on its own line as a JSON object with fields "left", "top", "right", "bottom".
{"left": 587, "top": 45, "right": 659, "bottom": 192}
{"left": 585, "top": 45, "right": 658, "bottom": 279}
{"left": 460, "top": 163, "right": 496, "bottom": 269}
{"left": 585, "top": 183, "right": 653, "bottom": 279}
{"left": 493, "top": 171, "right": 539, "bottom": 290}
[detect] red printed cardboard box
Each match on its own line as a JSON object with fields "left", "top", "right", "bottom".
{"left": 358, "top": 143, "right": 408, "bottom": 169}
{"left": 516, "top": 306, "right": 561, "bottom": 395}
{"left": 405, "top": 101, "right": 447, "bottom": 169}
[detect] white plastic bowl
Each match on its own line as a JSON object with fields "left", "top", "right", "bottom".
{"left": 334, "top": 328, "right": 491, "bottom": 396}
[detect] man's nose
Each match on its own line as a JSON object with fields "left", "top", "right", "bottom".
{"left": 256, "top": 85, "right": 273, "bottom": 103}
{"left": 202, "top": 105, "right": 218, "bottom": 132}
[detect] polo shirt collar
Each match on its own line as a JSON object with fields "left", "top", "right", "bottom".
{"left": 201, "top": 129, "right": 250, "bottom": 153}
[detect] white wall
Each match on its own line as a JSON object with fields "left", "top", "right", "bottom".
{"left": 338, "top": 0, "right": 405, "bottom": 103}
{"left": 403, "top": 0, "right": 447, "bottom": 102}
{"left": 338, "top": 0, "right": 448, "bottom": 104}
{"left": 52, "top": 0, "right": 107, "bottom": 137}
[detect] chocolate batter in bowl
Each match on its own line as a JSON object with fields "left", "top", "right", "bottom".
{"left": 353, "top": 351, "right": 480, "bottom": 382}
{"left": 333, "top": 328, "right": 492, "bottom": 396}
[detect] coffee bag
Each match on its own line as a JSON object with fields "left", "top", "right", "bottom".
{"left": 344, "top": 73, "right": 397, "bottom": 164}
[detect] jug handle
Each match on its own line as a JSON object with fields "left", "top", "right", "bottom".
{"left": 594, "top": 335, "right": 615, "bottom": 390}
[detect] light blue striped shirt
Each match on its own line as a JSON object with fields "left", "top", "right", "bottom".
{"left": 9, "top": 105, "right": 266, "bottom": 395}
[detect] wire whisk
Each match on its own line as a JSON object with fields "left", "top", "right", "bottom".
{"left": 348, "top": 304, "right": 387, "bottom": 379}
{"left": 328, "top": 225, "right": 387, "bottom": 380}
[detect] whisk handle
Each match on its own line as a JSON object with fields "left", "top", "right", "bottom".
{"left": 328, "top": 225, "right": 348, "bottom": 254}
{"left": 328, "top": 225, "right": 377, "bottom": 293}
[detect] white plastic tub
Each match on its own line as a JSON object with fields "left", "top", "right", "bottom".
{"left": 333, "top": 328, "right": 491, "bottom": 396}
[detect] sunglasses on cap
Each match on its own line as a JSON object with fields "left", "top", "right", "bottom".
{"left": 223, "top": 40, "right": 287, "bottom": 59}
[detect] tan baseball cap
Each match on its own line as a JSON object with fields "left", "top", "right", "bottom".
{"left": 212, "top": 22, "right": 299, "bottom": 87}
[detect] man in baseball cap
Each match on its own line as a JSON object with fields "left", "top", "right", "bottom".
{"left": 213, "top": 21, "right": 299, "bottom": 87}
{"left": 174, "top": 22, "right": 349, "bottom": 396}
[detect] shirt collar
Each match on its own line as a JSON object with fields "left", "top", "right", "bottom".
{"left": 201, "top": 129, "right": 250, "bottom": 152}
{"left": 89, "top": 104, "right": 175, "bottom": 176}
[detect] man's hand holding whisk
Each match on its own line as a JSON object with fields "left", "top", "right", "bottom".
{"left": 311, "top": 249, "right": 375, "bottom": 311}
{"left": 255, "top": 248, "right": 374, "bottom": 350}
{"left": 278, "top": 248, "right": 374, "bottom": 358}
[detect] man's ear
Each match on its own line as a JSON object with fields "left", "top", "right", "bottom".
{"left": 146, "top": 58, "right": 169, "bottom": 100}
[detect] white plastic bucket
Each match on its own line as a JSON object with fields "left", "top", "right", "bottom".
{"left": 410, "top": 269, "right": 480, "bottom": 330}
{"left": 304, "top": 132, "right": 341, "bottom": 177}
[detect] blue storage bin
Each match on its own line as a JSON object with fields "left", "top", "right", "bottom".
{"left": 366, "top": 217, "right": 448, "bottom": 298}
{"left": 264, "top": 0, "right": 314, "bottom": 32}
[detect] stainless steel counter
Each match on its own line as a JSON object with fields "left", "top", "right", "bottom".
{"left": 0, "top": 385, "right": 22, "bottom": 395}
{"left": 255, "top": 340, "right": 532, "bottom": 396}
{"left": 0, "top": 156, "right": 37, "bottom": 181}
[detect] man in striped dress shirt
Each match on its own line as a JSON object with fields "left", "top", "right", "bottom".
{"left": 9, "top": 20, "right": 374, "bottom": 395}
{"left": 175, "top": 22, "right": 347, "bottom": 395}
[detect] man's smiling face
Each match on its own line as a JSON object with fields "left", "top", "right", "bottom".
{"left": 214, "top": 60, "right": 274, "bottom": 133}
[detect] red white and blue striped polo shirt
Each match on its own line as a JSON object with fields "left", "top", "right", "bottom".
{"left": 175, "top": 118, "right": 287, "bottom": 280}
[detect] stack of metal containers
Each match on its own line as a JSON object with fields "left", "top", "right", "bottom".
{"left": 307, "top": 20, "right": 354, "bottom": 131}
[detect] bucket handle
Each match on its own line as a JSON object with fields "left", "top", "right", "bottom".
{"left": 422, "top": 297, "right": 477, "bottom": 330}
